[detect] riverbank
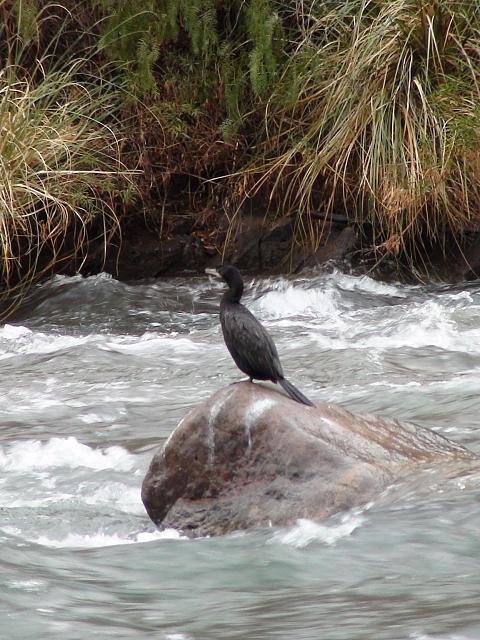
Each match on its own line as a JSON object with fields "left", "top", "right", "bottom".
{"left": 76, "top": 206, "right": 480, "bottom": 284}
{"left": 1, "top": 1, "right": 480, "bottom": 317}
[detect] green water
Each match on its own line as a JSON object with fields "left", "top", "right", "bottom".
{"left": 1, "top": 270, "right": 479, "bottom": 639}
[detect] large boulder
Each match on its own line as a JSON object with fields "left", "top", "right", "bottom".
{"left": 142, "top": 382, "right": 476, "bottom": 537}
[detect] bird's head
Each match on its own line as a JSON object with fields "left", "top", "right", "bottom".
{"left": 206, "top": 264, "right": 244, "bottom": 301}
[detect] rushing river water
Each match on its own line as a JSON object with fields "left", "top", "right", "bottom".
{"left": 1, "top": 268, "right": 480, "bottom": 640}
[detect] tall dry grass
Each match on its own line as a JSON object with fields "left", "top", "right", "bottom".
{"left": 0, "top": 55, "right": 134, "bottom": 316}
{"left": 250, "top": 0, "right": 480, "bottom": 261}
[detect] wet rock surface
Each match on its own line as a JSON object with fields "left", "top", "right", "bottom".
{"left": 81, "top": 211, "right": 358, "bottom": 280}
{"left": 142, "top": 382, "right": 476, "bottom": 537}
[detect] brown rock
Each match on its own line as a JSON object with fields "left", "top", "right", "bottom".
{"left": 141, "top": 382, "right": 476, "bottom": 537}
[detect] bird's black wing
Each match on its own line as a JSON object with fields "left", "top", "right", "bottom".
{"left": 221, "top": 303, "right": 284, "bottom": 380}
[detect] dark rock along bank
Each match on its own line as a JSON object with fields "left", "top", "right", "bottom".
{"left": 141, "top": 382, "right": 476, "bottom": 537}
{"left": 81, "top": 210, "right": 357, "bottom": 280}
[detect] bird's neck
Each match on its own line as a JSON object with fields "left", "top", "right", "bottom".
{"left": 222, "top": 287, "right": 243, "bottom": 304}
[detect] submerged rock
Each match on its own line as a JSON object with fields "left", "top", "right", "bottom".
{"left": 141, "top": 382, "right": 476, "bottom": 537}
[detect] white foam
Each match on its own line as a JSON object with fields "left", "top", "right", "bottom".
{"left": 104, "top": 334, "right": 201, "bottom": 356}
{"left": 45, "top": 272, "right": 114, "bottom": 289}
{"left": 4, "top": 493, "right": 74, "bottom": 508}
{"left": 79, "top": 413, "right": 104, "bottom": 424}
{"left": 326, "top": 271, "right": 406, "bottom": 296}
{"left": 0, "top": 324, "right": 98, "bottom": 359}
{"left": 83, "top": 484, "right": 144, "bottom": 514}
{"left": 271, "top": 512, "right": 365, "bottom": 548}
{"left": 249, "top": 272, "right": 480, "bottom": 355}
{"left": 0, "top": 324, "right": 32, "bottom": 339}
{"left": 135, "top": 529, "right": 185, "bottom": 543}
{"left": 368, "top": 300, "right": 459, "bottom": 350}
{"left": 47, "top": 273, "right": 89, "bottom": 286}
{"left": 256, "top": 285, "right": 340, "bottom": 319}
{"left": 306, "top": 297, "right": 480, "bottom": 352}
{"left": 409, "top": 634, "right": 476, "bottom": 640}
{"left": 0, "top": 437, "right": 135, "bottom": 472}
{"left": 253, "top": 271, "right": 406, "bottom": 322}
{"left": 33, "top": 528, "right": 185, "bottom": 548}
{"left": 6, "top": 579, "right": 46, "bottom": 591}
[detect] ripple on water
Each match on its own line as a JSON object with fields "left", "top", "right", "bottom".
{"left": 0, "top": 437, "right": 136, "bottom": 471}
{"left": 269, "top": 511, "right": 367, "bottom": 548}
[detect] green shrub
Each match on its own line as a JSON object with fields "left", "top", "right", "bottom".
{"left": 93, "top": 0, "right": 285, "bottom": 133}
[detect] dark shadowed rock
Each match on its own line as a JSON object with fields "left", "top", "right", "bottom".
{"left": 141, "top": 382, "right": 476, "bottom": 537}
{"left": 222, "top": 214, "right": 358, "bottom": 274}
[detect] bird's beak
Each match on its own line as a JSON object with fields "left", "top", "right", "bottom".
{"left": 205, "top": 268, "right": 220, "bottom": 278}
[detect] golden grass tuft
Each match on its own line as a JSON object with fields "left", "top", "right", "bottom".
{"left": 245, "top": 0, "right": 480, "bottom": 262}
{"left": 0, "top": 58, "right": 134, "bottom": 317}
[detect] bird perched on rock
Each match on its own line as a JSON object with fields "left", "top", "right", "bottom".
{"left": 206, "top": 264, "right": 314, "bottom": 406}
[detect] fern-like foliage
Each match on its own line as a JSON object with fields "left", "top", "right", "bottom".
{"left": 246, "top": 0, "right": 282, "bottom": 97}
{"left": 90, "top": 0, "right": 286, "bottom": 111}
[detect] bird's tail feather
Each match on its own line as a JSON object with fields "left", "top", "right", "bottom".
{"left": 279, "top": 378, "right": 314, "bottom": 406}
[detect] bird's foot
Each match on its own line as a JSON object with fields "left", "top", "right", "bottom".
{"left": 233, "top": 378, "right": 252, "bottom": 385}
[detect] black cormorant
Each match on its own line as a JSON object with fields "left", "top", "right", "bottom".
{"left": 207, "top": 264, "right": 314, "bottom": 406}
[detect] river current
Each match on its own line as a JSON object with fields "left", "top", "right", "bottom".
{"left": 1, "top": 268, "right": 479, "bottom": 639}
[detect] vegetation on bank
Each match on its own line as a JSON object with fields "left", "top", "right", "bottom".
{"left": 0, "top": 60, "right": 133, "bottom": 309}
{"left": 1, "top": 0, "right": 480, "bottom": 313}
